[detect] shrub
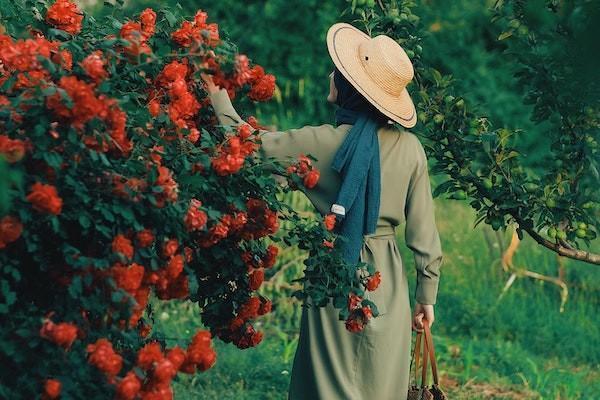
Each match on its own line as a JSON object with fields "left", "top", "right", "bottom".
{"left": 0, "top": 1, "right": 382, "bottom": 398}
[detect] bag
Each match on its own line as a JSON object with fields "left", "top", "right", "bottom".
{"left": 407, "top": 318, "right": 447, "bottom": 400}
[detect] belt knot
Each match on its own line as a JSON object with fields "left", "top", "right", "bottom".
{"left": 364, "top": 225, "right": 396, "bottom": 240}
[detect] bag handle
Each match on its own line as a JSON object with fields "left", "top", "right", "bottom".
{"left": 421, "top": 328, "right": 429, "bottom": 386}
{"left": 411, "top": 327, "right": 423, "bottom": 385}
{"left": 422, "top": 318, "right": 440, "bottom": 385}
{"left": 409, "top": 318, "right": 440, "bottom": 388}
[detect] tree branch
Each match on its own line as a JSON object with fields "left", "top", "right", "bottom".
{"left": 510, "top": 212, "right": 600, "bottom": 265}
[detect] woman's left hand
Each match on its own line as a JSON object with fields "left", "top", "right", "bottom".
{"left": 200, "top": 72, "right": 220, "bottom": 94}
{"left": 412, "top": 303, "right": 435, "bottom": 332}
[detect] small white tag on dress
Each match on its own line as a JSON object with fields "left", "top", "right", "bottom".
{"left": 330, "top": 204, "right": 346, "bottom": 216}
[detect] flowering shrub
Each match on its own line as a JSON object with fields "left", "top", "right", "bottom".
{"left": 0, "top": 1, "right": 383, "bottom": 398}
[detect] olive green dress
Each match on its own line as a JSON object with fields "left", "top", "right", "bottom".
{"left": 209, "top": 89, "right": 444, "bottom": 400}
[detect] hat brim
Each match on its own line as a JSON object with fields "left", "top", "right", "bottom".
{"left": 327, "top": 22, "right": 417, "bottom": 128}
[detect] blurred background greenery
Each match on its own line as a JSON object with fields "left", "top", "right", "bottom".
{"left": 88, "top": 1, "right": 600, "bottom": 398}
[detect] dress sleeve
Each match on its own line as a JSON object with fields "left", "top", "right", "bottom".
{"left": 404, "top": 138, "right": 444, "bottom": 305}
{"left": 208, "top": 88, "right": 335, "bottom": 166}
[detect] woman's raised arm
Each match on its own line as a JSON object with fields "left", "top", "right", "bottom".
{"left": 207, "top": 86, "right": 343, "bottom": 175}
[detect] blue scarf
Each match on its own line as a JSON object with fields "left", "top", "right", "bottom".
{"left": 331, "top": 108, "right": 381, "bottom": 264}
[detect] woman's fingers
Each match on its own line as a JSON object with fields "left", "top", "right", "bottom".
{"left": 412, "top": 312, "right": 424, "bottom": 332}
{"left": 200, "top": 73, "right": 219, "bottom": 94}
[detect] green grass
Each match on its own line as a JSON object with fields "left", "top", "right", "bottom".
{"left": 154, "top": 195, "right": 599, "bottom": 399}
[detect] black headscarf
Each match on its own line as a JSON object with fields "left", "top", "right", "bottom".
{"left": 333, "top": 67, "right": 389, "bottom": 126}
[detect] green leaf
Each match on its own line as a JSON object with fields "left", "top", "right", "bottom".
{"left": 498, "top": 30, "right": 513, "bottom": 40}
{"left": 162, "top": 10, "right": 178, "bottom": 27}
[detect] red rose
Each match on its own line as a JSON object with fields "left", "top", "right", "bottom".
{"left": 263, "top": 245, "right": 278, "bottom": 268}
{"left": 324, "top": 213, "right": 336, "bottom": 231}
{"left": 196, "top": 347, "right": 217, "bottom": 371}
{"left": 42, "top": 379, "right": 62, "bottom": 400}
{"left": 303, "top": 169, "right": 320, "bottom": 189}
{"left": 153, "top": 359, "right": 177, "bottom": 383}
{"left": 166, "top": 254, "right": 184, "bottom": 279}
{"left": 115, "top": 371, "right": 141, "bottom": 400}
{"left": 26, "top": 182, "right": 63, "bottom": 215}
{"left": 139, "top": 8, "right": 157, "bottom": 39}
{"left": 45, "top": 0, "right": 83, "bottom": 35}
{"left": 112, "top": 234, "right": 134, "bottom": 260}
{"left": 46, "top": 76, "right": 102, "bottom": 128}
{"left": 366, "top": 271, "right": 381, "bottom": 291}
{"left": 136, "top": 229, "right": 154, "bottom": 247}
{"left": 184, "top": 199, "right": 207, "bottom": 232}
{"left": 248, "top": 74, "right": 276, "bottom": 102}
{"left": 166, "top": 346, "right": 186, "bottom": 370}
{"left": 323, "top": 239, "right": 334, "bottom": 249}
{"left": 258, "top": 299, "right": 272, "bottom": 316}
{"left": 148, "top": 99, "right": 161, "bottom": 117}
{"left": 238, "top": 296, "right": 261, "bottom": 320}
{"left": 347, "top": 292, "right": 362, "bottom": 311}
{"left": 120, "top": 21, "right": 151, "bottom": 58}
{"left": 184, "top": 246, "right": 193, "bottom": 262}
{"left": 81, "top": 51, "right": 107, "bottom": 82}
{"left": 0, "top": 215, "right": 23, "bottom": 249}
{"left": 297, "top": 155, "right": 312, "bottom": 174}
{"left": 86, "top": 339, "right": 122, "bottom": 377}
{"left": 238, "top": 124, "right": 252, "bottom": 140}
{"left": 361, "top": 305, "right": 373, "bottom": 321}
{"left": 40, "top": 320, "right": 78, "bottom": 350}
{"left": 0, "top": 135, "right": 26, "bottom": 162}
{"left": 190, "top": 330, "right": 212, "bottom": 348}
{"left": 248, "top": 269, "right": 264, "bottom": 290}
{"left": 111, "top": 263, "right": 144, "bottom": 293}
{"left": 162, "top": 239, "right": 179, "bottom": 258}
{"left": 51, "top": 49, "right": 73, "bottom": 71}
{"left": 345, "top": 314, "right": 364, "bottom": 333}
{"left": 137, "top": 342, "right": 163, "bottom": 370}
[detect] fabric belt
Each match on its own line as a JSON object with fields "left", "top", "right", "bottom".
{"left": 363, "top": 225, "right": 396, "bottom": 240}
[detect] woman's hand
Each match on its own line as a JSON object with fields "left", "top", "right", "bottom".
{"left": 412, "top": 303, "right": 435, "bottom": 332}
{"left": 200, "top": 72, "right": 220, "bottom": 94}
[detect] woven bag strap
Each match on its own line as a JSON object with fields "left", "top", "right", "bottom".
{"left": 422, "top": 318, "right": 440, "bottom": 385}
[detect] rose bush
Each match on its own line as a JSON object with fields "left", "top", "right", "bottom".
{"left": 0, "top": 1, "right": 383, "bottom": 398}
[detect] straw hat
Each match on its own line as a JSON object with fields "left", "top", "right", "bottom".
{"left": 327, "top": 22, "right": 417, "bottom": 128}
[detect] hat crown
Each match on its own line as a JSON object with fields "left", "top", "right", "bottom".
{"left": 358, "top": 35, "right": 414, "bottom": 97}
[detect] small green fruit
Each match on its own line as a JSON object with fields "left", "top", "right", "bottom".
{"left": 577, "top": 222, "right": 587, "bottom": 230}
{"left": 518, "top": 25, "right": 529, "bottom": 35}
{"left": 576, "top": 228, "right": 587, "bottom": 238}
{"left": 545, "top": 198, "right": 556, "bottom": 208}
{"left": 556, "top": 229, "right": 566, "bottom": 240}
{"left": 455, "top": 99, "right": 465, "bottom": 109}
{"left": 548, "top": 227, "right": 557, "bottom": 238}
{"left": 482, "top": 178, "right": 493, "bottom": 189}
{"left": 433, "top": 114, "right": 444, "bottom": 124}
{"left": 453, "top": 190, "right": 467, "bottom": 200}
{"left": 444, "top": 95, "right": 455, "bottom": 104}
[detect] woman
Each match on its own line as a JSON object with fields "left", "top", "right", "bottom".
{"left": 202, "top": 22, "right": 443, "bottom": 400}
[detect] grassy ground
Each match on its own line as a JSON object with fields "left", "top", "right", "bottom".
{"left": 154, "top": 194, "right": 599, "bottom": 399}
